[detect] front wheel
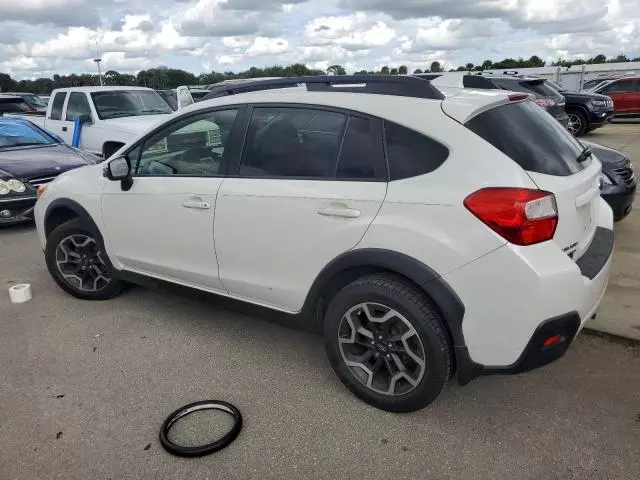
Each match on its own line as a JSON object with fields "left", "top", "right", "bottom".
{"left": 323, "top": 275, "right": 452, "bottom": 412}
{"left": 567, "top": 110, "right": 587, "bottom": 136}
{"left": 45, "top": 218, "right": 124, "bottom": 300}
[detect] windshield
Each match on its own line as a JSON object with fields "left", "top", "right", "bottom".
{"left": 91, "top": 90, "right": 173, "bottom": 119}
{"left": 23, "top": 94, "right": 47, "bottom": 108}
{"left": 0, "top": 121, "right": 56, "bottom": 148}
{"left": 583, "top": 79, "right": 613, "bottom": 91}
{"left": 465, "top": 101, "right": 587, "bottom": 176}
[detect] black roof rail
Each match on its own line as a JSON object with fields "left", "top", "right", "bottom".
{"left": 202, "top": 75, "right": 444, "bottom": 101}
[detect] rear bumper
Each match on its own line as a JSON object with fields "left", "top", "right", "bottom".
{"left": 447, "top": 201, "right": 613, "bottom": 383}
{"left": 0, "top": 196, "right": 37, "bottom": 225}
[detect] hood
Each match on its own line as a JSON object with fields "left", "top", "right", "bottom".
{"left": 103, "top": 114, "right": 171, "bottom": 133}
{"left": 582, "top": 141, "right": 627, "bottom": 166}
{"left": 559, "top": 90, "right": 610, "bottom": 101}
{"left": 0, "top": 143, "right": 94, "bottom": 180}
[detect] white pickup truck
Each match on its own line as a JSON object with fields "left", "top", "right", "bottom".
{"left": 10, "top": 86, "right": 178, "bottom": 158}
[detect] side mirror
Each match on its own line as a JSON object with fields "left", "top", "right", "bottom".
{"left": 104, "top": 156, "right": 130, "bottom": 181}
{"left": 77, "top": 113, "right": 93, "bottom": 124}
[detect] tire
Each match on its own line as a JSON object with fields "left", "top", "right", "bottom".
{"left": 323, "top": 275, "right": 452, "bottom": 412}
{"left": 45, "top": 218, "right": 124, "bottom": 300}
{"left": 567, "top": 109, "right": 588, "bottom": 136}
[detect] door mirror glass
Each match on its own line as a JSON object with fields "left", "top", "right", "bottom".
{"left": 105, "top": 156, "right": 130, "bottom": 180}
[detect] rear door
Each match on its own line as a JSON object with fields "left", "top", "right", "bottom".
{"left": 46, "top": 91, "right": 71, "bottom": 141}
{"left": 465, "top": 100, "right": 602, "bottom": 259}
{"left": 213, "top": 105, "right": 387, "bottom": 312}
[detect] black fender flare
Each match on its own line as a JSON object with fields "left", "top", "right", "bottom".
{"left": 44, "top": 198, "right": 103, "bottom": 242}
{"left": 301, "top": 248, "right": 481, "bottom": 384}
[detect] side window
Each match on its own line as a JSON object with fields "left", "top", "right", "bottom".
{"left": 135, "top": 109, "right": 238, "bottom": 176}
{"left": 336, "top": 116, "right": 380, "bottom": 179}
{"left": 384, "top": 121, "right": 449, "bottom": 180}
{"left": 240, "top": 107, "right": 347, "bottom": 178}
{"left": 65, "top": 93, "right": 92, "bottom": 121}
{"left": 603, "top": 80, "right": 634, "bottom": 94}
{"left": 50, "top": 92, "right": 67, "bottom": 120}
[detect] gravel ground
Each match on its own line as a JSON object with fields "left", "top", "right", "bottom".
{"left": 1, "top": 125, "right": 639, "bottom": 480}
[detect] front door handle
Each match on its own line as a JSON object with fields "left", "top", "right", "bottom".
{"left": 317, "top": 206, "right": 361, "bottom": 218}
{"left": 61, "top": 126, "right": 67, "bottom": 132}
{"left": 182, "top": 200, "right": 211, "bottom": 210}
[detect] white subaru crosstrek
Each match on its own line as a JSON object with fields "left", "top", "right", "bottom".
{"left": 34, "top": 76, "right": 613, "bottom": 412}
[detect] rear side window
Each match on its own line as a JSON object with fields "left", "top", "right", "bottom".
{"left": 384, "top": 121, "right": 449, "bottom": 180}
{"left": 50, "top": 92, "right": 67, "bottom": 120}
{"left": 466, "top": 101, "right": 586, "bottom": 176}
{"left": 494, "top": 79, "right": 559, "bottom": 98}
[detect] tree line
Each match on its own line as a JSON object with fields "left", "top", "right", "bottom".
{"left": 1, "top": 53, "right": 638, "bottom": 94}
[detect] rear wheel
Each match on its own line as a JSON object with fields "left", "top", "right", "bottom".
{"left": 323, "top": 275, "right": 452, "bottom": 412}
{"left": 45, "top": 218, "right": 124, "bottom": 300}
{"left": 567, "top": 109, "right": 587, "bottom": 136}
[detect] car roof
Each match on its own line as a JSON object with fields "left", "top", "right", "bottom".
{"left": 52, "top": 86, "right": 155, "bottom": 93}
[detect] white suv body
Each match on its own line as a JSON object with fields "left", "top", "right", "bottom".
{"left": 34, "top": 77, "right": 613, "bottom": 411}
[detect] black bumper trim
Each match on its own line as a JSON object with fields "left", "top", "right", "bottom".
{"left": 575, "top": 227, "right": 614, "bottom": 280}
{"left": 458, "top": 312, "right": 581, "bottom": 382}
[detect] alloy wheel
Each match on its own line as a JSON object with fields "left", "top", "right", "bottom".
{"left": 337, "top": 302, "right": 426, "bottom": 396}
{"left": 55, "top": 234, "right": 111, "bottom": 292}
{"left": 567, "top": 113, "right": 582, "bottom": 135}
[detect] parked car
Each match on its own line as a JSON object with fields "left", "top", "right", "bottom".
{"left": 419, "top": 72, "right": 570, "bottom": 127}
{"left": 156, "top": 89, "right": 178, "bottom": 110}
{"left": 582, "top": 73, "right": 636, "bottom": 92}
{"left": 8, "top": 86, "right": 175, "bottom": 158}
{"left": 0, "top": 117, "right": 98, "bottom": 225}
{"left": 586, "top": 141, "right": 636, "bottom": 221}
{"left": 4, "top": 92, "right": 48, "bottom": 113}
{"left": 35, "top": 76, "right": 613, "bottom": 412}
{"left": 588, "top": 77, "right": 640, "bottom": 117}
{"left": 0, "top": 95, "right": 33, "bottom": 115}
{"left": 40, "top": 95, "right": 51, "bottom": 106}
{"left": 542, "top": 80, "right": 614, "bottom": 136}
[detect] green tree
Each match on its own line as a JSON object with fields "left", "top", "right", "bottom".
{"left": 591, "top": 54, "right": 607, "bottom": 64}
{"left": 465, "top": 63, "right": 475, "bottom": 71}
{"left": 528, "top": 55, "right": 545, "bottom": 67}
{"left": 380, "top": 66, "right": 390, "bottom": 74}
{"left": 327, "top": 64, "right": 346, "bottom": 75}
{"left": 390, "top": 67, "right": 398, "bottom": 75}
{"left": 413, "top": 68, "right": 423, "bottom": 74}
{"left": 0, "top": 73, "right": 16, "bottom": 92}
{"left": 398, "top": 65, "right": 408, "bottom": 75}
{"left": 430, "top": 61, "right": 442, "bottom": 73}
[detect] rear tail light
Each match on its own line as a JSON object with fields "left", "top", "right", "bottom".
{"left": 464, "top": 188, "right": 558, "bottom": 246}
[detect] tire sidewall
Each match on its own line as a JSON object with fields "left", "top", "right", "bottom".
{"left": 568, "top": 110, "right": 587, "bottom": 136}
{"left": 45, "top": 218, "right": 122, "bottom": 300}
{"left": 323, "top": 278, "right": 450, "bottom": 412}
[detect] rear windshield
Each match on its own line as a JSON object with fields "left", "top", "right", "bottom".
{"left": 493, "top": 79, "right": 561, "bottom": 98}
{"left": 465, "top": 101, "right": 587, "bottom": 176}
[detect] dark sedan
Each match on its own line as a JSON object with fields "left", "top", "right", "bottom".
{"left": 585, "top": 141, "right": 636, "bottom": 221}
{"left": 0, "top": 118, "right": 99, "bottom": 225}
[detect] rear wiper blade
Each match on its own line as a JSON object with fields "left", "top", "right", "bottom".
{"left": 577, "top": 146, "right": 592, "bottom": 163}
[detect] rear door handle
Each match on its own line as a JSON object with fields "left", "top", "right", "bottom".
{"left": 182, "top": 200, "right": 211, "bottom": 210}
{"left": 61, "top": 126, "right": 67, "bottom": 132}
{"left": 317, "top": 207, "right": 361, "bottom": 218}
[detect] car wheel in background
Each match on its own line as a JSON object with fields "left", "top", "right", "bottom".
{"left": 567, "top": 109, "right": 587, "bottom": 136}
{"left": 45, "top": 218, "right": 124, "bottom": 300}
{"left": 323, "top": 275, "right": 452, "bottom": 412}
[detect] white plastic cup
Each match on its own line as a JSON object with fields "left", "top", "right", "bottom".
{"left": 9, "top": 284, "right": 32, "bottom": 303}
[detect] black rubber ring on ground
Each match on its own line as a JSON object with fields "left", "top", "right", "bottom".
{"left": 159, "top": 400, "right": 242, "bottom": 457}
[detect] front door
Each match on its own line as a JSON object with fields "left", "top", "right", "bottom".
{"left": 214, "top": 105, "right": 388, "bottom": 312}
{"left": 101, "top": 107, "right": 243, "bottom": 292}
{"left": 45, "top": 91, "right": 71, "bottom": 142}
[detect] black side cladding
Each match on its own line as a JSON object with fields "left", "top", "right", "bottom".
{"left": 575, "top": 227, "right": 614, "bottom": 279}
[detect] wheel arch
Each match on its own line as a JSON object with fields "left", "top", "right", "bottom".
{"left": 44, "top": 198, "right": 103, "bottom": 242}
{"left": 566, "top": 104, "right": 589, "bottom": 119}
{"left": 302, "top": 248, "right": 479, "bottom": 383}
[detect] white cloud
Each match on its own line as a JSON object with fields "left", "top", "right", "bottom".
{"left": 245, "top": 37, "right": 289, "bottom": 56}
{"left": 305, "top": 12, "right": 396, "bottom": 49}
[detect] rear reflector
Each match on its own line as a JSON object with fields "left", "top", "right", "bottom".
{"left": 543, "top": 334, "right": 563, "bottom": 347}
{"left": 508, "top": 93, "right": 530, "bottom": 102}
{"left": 464, "top": 188, "right": 558, "bottom": 246}
{"left": 534, "top": 98, "right": 555, "bottom": 107}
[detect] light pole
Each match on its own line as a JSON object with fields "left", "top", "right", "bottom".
{"left": 94, "top": 57, "right": 103, "bottom": 86}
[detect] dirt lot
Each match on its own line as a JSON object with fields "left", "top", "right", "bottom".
{"left": 1, "top": 124, "right": 639, "bottom": 480}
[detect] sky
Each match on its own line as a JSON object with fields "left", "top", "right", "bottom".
{"left": 0, "top": 0, "right": 639, "bottom": 80}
